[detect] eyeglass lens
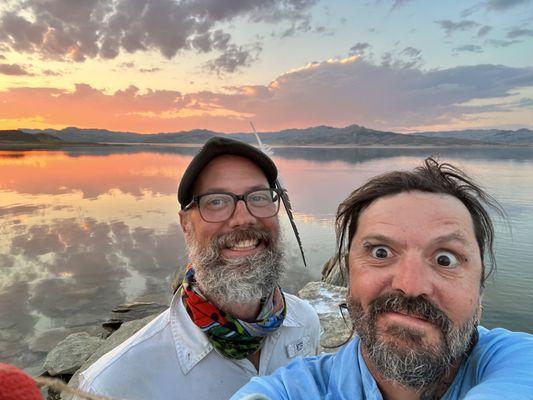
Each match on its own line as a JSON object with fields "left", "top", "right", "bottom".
{"left": 198, "top": 189, "right": 280, "bottom": 222}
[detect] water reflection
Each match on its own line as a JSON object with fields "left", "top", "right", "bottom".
{"left": 1, "top": 146, "right": 533, "bottom": 373}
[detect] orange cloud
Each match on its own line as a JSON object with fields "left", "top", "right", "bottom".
{"left": 1, "top": 57, "right": 532, "bottom": 133}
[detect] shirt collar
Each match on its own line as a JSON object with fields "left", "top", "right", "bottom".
{"left": 169, "top": 288, "right": 299, "bottom": 373}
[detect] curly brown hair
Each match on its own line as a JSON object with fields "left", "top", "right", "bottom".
{"left": 334, "top": 157, "right": 504, "bottom": 288}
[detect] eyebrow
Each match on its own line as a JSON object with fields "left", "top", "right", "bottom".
{"left": 360, "top": 231, "right": 474, "bottom": 247}
{"left": 199, "top": 185, "right": 270, "bottom": 194}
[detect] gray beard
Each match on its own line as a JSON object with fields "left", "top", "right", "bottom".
{"left": 186, "top": 228, "right": 284, "bottom": 309}
{"left": 348, "top": 292, "right": 480, "bottom": 390}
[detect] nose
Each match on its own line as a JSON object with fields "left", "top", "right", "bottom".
{"left": 391, "top": 253, "right": 434, "bottom": 298}
{"left": 227, "top": 199, "right": 257, "bottom": 228}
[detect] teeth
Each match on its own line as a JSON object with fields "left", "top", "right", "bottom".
{"left": 228, "top": 239, "right": 259, "bottom": 250}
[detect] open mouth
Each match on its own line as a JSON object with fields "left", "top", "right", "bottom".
{"left": 225, "top": 238, "right": 261, "bottom": 251}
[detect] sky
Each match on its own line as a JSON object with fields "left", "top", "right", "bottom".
{"left": 0, "top": 0, "right": 532, "bottom": 134}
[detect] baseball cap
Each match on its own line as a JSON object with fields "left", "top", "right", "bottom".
{"left": 177, "top": 136, "right": 278, "bottom": 209}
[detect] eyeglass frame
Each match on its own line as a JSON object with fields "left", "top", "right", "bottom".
{"left": 183, "top": 187, "right": 285, "bottom": 223}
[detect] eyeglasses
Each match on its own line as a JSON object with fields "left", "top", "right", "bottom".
{"left": 339, "top": 302, "right": 353, "bottom": 329}
{"left": 184, "top": 188, "right": 283, "bottom": 223}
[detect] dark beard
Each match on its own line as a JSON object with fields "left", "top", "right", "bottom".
{"left": 348, "top": 292, "right": 479, "bottom": 390}
{"left": 186, "top": 228, "right": 284, "bottom": 308}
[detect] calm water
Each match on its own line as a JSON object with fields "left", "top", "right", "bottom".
{"left": 1, "top": 145, "right": 532, "bottom": 374}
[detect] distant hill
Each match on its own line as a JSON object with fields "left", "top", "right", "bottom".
{"left": 0, "top": 130, "right": 63, "bottom": 143}
{"left": 19, "top": 125, "right": 533, "bottom": 146}
{"left": 414, "top": 128, "right": 533, "bottom": 145}
{"left": 231, "top": 125, "right": 491, "bottom": 146}
{"left": 22, "top": 126, "right": 222, "bottom": 144}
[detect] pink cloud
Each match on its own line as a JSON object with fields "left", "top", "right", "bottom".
{"left": 1, "top": 57, "right": 532, "bottom": 132}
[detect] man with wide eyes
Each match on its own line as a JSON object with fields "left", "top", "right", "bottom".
{"left": 77, "top": 137, "right": 320, "bottom": 400}
{"left": 232, "top": 158, "right": 533, "bottom": 400}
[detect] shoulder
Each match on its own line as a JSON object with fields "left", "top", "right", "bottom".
{"left": 79, "top": 310, "right": 172, "bottom": 393}
{"left": 231, "top": 352, "right": 337, "bottom": 400}
{"left": 453, "top": 326, "right": 533, "bottom": 399}
{"left": 474, "top": 325, "right": 533, "bottom": 356}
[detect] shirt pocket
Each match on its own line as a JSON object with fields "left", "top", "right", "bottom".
{"left": 285, "top": 335, "right": 313, "bottom": 358}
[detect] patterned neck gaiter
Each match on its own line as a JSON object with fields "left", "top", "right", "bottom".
{"left": 181, "top": 264, "right": 286, "bottom": 360}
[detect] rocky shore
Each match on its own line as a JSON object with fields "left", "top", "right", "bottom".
{"left": 41, "top": 261, "right": 349, "bottom": 399}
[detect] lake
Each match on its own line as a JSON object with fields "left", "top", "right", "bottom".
{"left": 1, "top": 144, "right": 533, "bottom": 374}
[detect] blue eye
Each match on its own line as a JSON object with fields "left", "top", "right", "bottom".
{"left": 202, "top": 195, "right": 232, "bottom": 210}
{"left": 371, "top": 246, "right": 392, "bottom": 259}
{"left": 435, "top": 251, "right": 459, "bottom": 268}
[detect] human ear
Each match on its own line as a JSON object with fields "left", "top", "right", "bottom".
{"left": 179, "top": 210, "right": 191, "bottom": 235}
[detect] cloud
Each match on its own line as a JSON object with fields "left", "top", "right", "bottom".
{"left": 139, "top": 67, "right": 161, "bottom": 73}
{"left": 0, "top": 63, "right": 32, "bottom": 75}
{"left": 453, "top": 44, "right": 484, "bottom": 53}
{"left": 119, "top": 61, "right": 135, "bottom": 68}
{"left": 390, "top": 0, "right": 413, "bottom": 10}
{"left": 401, "top": 46, "right": 421, "bottom": 58}
{"left": 478, "top": 25, "right": 493, "bottom": 37}
{"left": 0, "top": 0, "right": 317, "bottom": 71}
{"left": 486, "top": 38, "right": 521, "bottom": 47}
{"left": 42, "top": 69, "right": 61, "bottom": 76}
{"left": 435, "top": 19, "right": 479, "bottom": 36}
{"left": 485, "top": 0, "right": 531, "bottom": 11}
{"left": 1, "top": 56, "right": 532, "bottom": 132}
{"left": 507, "top": 27, "right": 533, "bottom": 38}
{"left": 205, "top": 42, "right": 262, "bottom": 74}
{"left": 349, "top": 42, "right": 371, "bottom": 56}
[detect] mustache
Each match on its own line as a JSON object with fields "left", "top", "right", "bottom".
{"left": 212, "top": 228, "right": 273, "bottom": 249}
{"left": 369, "top": 292, "right": 451, "bottom": 332}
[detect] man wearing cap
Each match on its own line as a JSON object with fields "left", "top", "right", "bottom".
{"left": 77, "top": 137, "right": 320, "bottom": 400}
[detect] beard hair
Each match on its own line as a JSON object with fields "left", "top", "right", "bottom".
{"left": 185, "top": 227, "right": 284, "bottom": 309}
{"left": 348, "top": 292, "right": 480, "bottom": 390}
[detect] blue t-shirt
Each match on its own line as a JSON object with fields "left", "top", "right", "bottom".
{"left": 231, "top": 326, "right": 533, "bottom": 399}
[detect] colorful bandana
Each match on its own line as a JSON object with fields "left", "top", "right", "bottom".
{"left": 181, "top": 264, "right": 286, "bottom": 360}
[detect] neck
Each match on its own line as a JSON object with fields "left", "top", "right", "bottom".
{"left": 218, "top": 299, "right": 262, "bottom": 321}
{"left": 362, "top": 351, "right": 461, "bottom": 400}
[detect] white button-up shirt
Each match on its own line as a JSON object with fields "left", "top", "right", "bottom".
{"left": 78, "top": 291, "right": 320, "bottom": 400}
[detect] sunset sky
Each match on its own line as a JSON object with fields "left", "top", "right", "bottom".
{"left": 0, "top": 0, "right": 532, "bottom": 133}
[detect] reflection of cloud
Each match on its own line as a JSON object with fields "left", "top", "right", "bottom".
{"left": 0, "top": 281, "right": 38, "bottom": 362}
{"left": 2, "top": 210, "right": 186, "bottom": 368}
{"left": 11, "top": 224, "right": 66, "bottom": 257}
{"left": 0, "top": 204, "right": 45, "bottom": 217}
{"left": 0, "top": 151, "right": 191, "bottom": 198}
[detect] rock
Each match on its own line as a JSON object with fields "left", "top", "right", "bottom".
{"left": 43, "top": 333, "right": 104, "bottom": 376}
{"left": 321, "top": 256, "right": 348, "bottom": 287}
{"left": 102, "top": 302, "right": 167, "bottom": 332}
{"left": 62, "top": 313, "right": 159, "bottom": 400}
{"left": 298, "top": 281, "right": 352, "bottom": 352}
{"left": 29, "top": 329, "right": 70, "bottom": 353}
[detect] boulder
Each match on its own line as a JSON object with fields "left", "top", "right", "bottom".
{"left": 321, "top": 256, "right": 348, "bottom": 287}
{"left": 102, "top": 301, "right": 167, "bottom": 332}
{"left": 298, "top": 281, "right": 352, "bottom": 352}
{"left": 43, "top": 333, "right": 104, "bottom": 376}
{"left": 62, "top": 313, "right": 159, "bottom": 400}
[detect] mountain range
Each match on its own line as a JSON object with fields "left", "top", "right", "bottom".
{"left": 1, "top": 125, "right": 531, "bottom": 146}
